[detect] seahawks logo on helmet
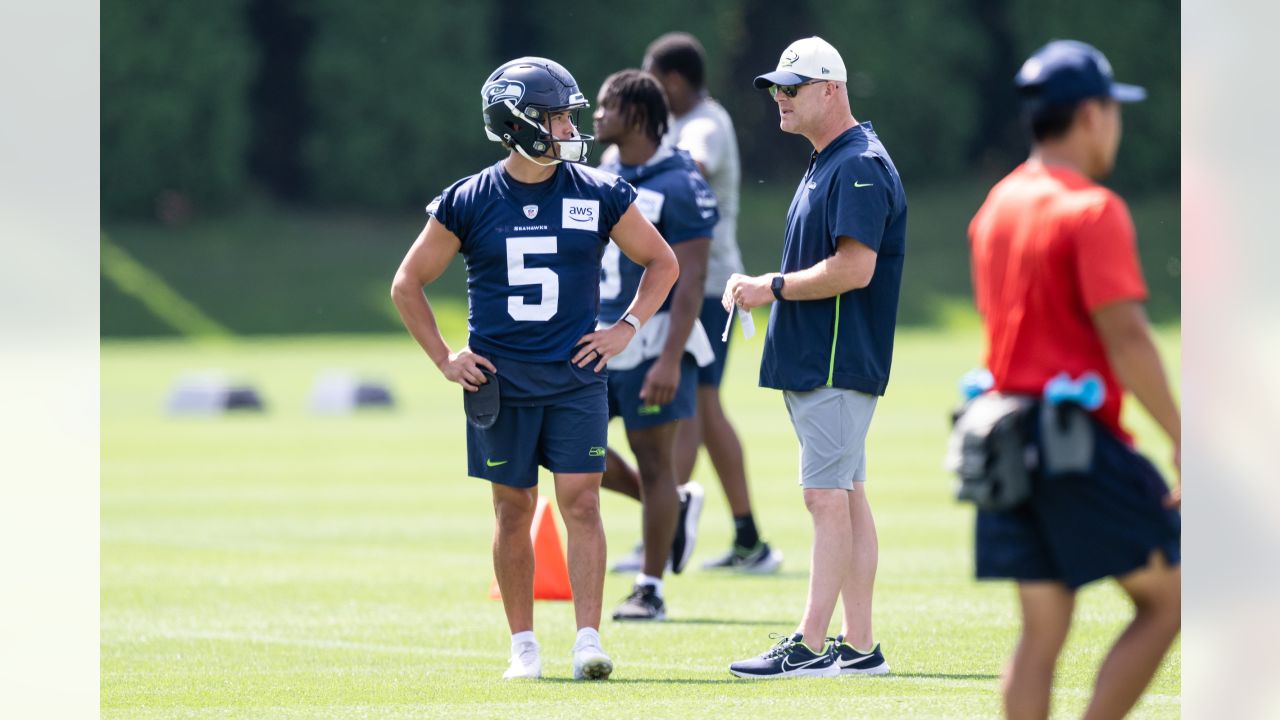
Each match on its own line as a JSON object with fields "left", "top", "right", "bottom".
{"left": 483, "top": 79, "right": 526, "bottom": 106}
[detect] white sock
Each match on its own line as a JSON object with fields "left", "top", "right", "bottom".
{"left": 636, "top": 574, "right": 663, "bottom": 597}
{"left": 511, "top": 630, "right": 538, "bottom": 650}
{"left": 574, "top": 627, "right": 600, "bottom": 649}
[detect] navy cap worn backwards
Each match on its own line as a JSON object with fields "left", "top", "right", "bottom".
{"left": 1015, "top": 40, "right": 1146, "bottom": 106}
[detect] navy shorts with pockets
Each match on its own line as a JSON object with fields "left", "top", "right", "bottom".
{"left": 607, "top": 355, "right": 698, "bottom": 430}
{"left": 975, "top": 415, "right": 1181, "bottom": 589}
{"left": 464, "top": 356, "right": 608, "bottom": 487}
{"left": 466, "top": 387, "right": 608, "bottom": 488}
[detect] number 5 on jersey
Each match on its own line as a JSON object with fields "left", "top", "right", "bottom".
{"left": 506, "top": 236, "right": 559, "bottom": 321}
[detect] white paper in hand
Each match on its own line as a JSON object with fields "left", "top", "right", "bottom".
{"left": 737, "top": 307, "right": 755, "bottom": 339}
{"left": 721, "top": 305, "right": 756, "bottom": 342}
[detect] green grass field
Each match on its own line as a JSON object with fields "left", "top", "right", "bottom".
{"left": 101, "top": 315, "right": 1180, "bottom": 719}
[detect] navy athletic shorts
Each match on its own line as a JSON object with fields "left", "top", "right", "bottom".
{"left": 466, "top": 387, "right": 608, "bottom": 488}
{"left": 975, "top": 416, "right": 1181, "bottom": 590}
{"left": 696, "top": 297, "right": 732, "bottom": 387}
{"left": 607, "top": 355, "right": 698, "bottom": 430}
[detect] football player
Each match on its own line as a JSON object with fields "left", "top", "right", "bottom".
{"left": 592, "top": 69, "right": 718, "bottom": 621}
{"left": 391, "top": 57, "right": 678, "bottom": 680}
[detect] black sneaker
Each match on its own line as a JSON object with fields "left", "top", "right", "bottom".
{"left": 829, "top": 634, "right": 890, "bottom": 675}
{"left": 701, "top": 541, "right": 784, "bottom": 574}
{"left": 669, "top": 481, "right": 704, "bottom": 574}
{"left": 611, "top": 583, "right": 666, "bottom": 621}
{"left": 729, "top": 632, "right": 839, "bottom": 679}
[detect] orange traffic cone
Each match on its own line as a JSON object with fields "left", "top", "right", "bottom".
{"left": 489, "top": 496, "right": 574, "bottom": 601}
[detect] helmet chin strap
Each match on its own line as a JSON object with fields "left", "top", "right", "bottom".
{"left": 515, "top": 144, "right": 562, "bottom": 166}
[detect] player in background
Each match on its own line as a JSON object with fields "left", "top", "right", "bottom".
{"left": 592, "top": 69, "right": 718, "bottom": 621}
{"left": 390, "top": 57, "right": 677, "bottom": 679}
{"left": 967, "top": 40, "right": 1180, "bottom": 718}
{"left": 605, "top": 32, "right": 782, "bottom": 576}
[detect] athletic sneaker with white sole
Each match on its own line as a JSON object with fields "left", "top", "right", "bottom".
{"left": 502, "top": 640, "right": 542, "bottom": 680}
{"left": 701, "top": 541, "right": 784, "bottom": 574}
{"left": 611, "top": 583, "right": 666, "bottom": 621}
{"left": 670, "top": 481, "right": 704, "bottom": 574}
{"left": 830, "top": 634, "right": 890, "bottom": 675}
{"left": 729, "top": 632, "right": 839, "bottom": 679}
{"left": 572, "top": 641, "right": 614, "bottom": 680}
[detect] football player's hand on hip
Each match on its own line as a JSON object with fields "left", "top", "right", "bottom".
{"left": 439, "top": 347, "right": 496, "bottom": 391}
{"left": 573, "top": 323, "right": 637, "bottom": 372}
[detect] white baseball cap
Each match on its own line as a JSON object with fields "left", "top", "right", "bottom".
{"left": 753, "top": 36, "right": 847, "bottom": 89}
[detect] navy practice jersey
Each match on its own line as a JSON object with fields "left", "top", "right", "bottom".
{"left": 597, "top": 148, "right": 718, "bottom": 324}
{"left": 428, "top": 160, "right": 637, "bottom": 363}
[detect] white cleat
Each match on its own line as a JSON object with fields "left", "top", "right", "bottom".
{"left": 572, "top": 642, "right": 614, "bottom": 681}
{"left": 502, "top": 641, "right": 542, "bottom": 680}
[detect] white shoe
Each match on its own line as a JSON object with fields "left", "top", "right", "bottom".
{"left": 671, "top": 481, "right": 704, "bottom": 574}
{"left": 572, "top": 641, "right": 614, "bottom": 680}
{"left": 502, "top": 640, "right": 542, "bottom": 680}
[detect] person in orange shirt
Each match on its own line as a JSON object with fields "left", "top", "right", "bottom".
{"left": 967, "top": 40, "right": 1181, "bottom": 719}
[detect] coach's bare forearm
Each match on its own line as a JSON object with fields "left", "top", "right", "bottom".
{"left": 778, "top": 236, "right": 877, "bottom": 301}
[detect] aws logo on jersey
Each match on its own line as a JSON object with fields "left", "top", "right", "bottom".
{"left": 562, "top": 199, "right": 599, "bottom": 231}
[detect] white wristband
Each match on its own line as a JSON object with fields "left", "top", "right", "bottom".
{"left": 621, "top": 313, "right": 642, "bottom": 331}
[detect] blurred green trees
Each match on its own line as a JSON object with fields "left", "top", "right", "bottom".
{"left": 101, "top": 0, "right": 1179, "bottom": 335}
{"left": 102, "top": 0, "right": 1178, "bottom": 216}
{"left": 102, "top": 1, "right": 255, "bottom": 215}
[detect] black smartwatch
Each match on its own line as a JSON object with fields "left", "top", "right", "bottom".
{"left": 770, "top": 274, "right": 786, "bottom": 301}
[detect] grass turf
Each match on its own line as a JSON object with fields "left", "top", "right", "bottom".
{"left": 101, "top": 315, "right": 1180, "bottom": 718}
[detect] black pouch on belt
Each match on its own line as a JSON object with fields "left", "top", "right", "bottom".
{"left": 945, "top": 393, "right": 1037, "bottom": 511}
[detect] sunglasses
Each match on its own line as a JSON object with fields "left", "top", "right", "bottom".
{"left": 770, "top": 80, "right": 826, "bottom": 99}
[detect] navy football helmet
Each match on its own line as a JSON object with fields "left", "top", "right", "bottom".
{"left": 482, "top": 57, "right": 593, "bottom": 164}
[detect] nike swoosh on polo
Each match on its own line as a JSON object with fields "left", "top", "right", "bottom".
{"left": 486, "top": 459, "right": 508, "bottom": 467}
{"left": 780, "top": 654, "right": 830, "bottom": 673}
{"left": 853, "top": 181, "right": 874, "bottom": 188}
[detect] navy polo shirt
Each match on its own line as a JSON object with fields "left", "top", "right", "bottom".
{"left": 759, "top": 122, "right": 907, "bottom": 395}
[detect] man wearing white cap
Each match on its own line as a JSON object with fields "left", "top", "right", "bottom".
{"left": 724, "top": 36, "right": 906, "bottom": 679}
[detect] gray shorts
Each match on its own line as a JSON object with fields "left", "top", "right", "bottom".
{"left": 783, "top": 387, "right": 879, "bottom": 489}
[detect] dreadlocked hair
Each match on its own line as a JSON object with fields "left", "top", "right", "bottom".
{"left": 600, "top": 69, "right": 669, "bottom": 144}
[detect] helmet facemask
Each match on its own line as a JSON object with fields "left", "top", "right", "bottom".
{"left": 486, "top": 99, "right": 594, "bottom": 165}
